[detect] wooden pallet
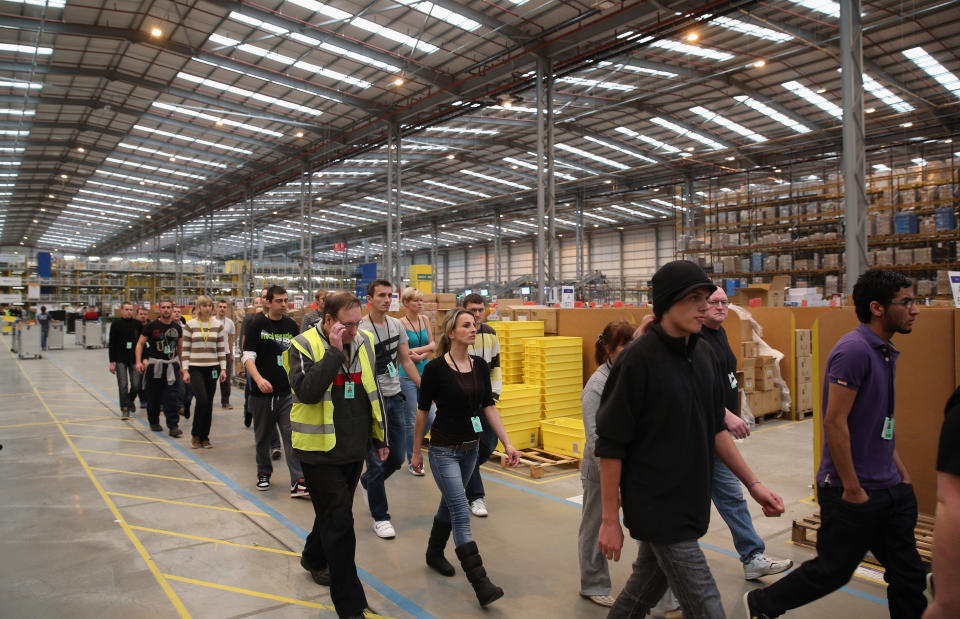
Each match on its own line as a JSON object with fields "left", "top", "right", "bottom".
{"left": 792, "top": 511, "right": 935, "bottom": 564}
{"left": 786, "top": 409, "right": 814, "bottom": 422}
{"left": 753, "top": 410, "right": 784, "bottom": 425}
{"left": 490, "top": 447, "right": 581, "bottom": 479}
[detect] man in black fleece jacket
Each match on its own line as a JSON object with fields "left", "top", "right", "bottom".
{"left": 108, "top": 302, "right": 142, "bottom": 419}
{"left": 596, "top": 261, "right": 785, "bottom": 618}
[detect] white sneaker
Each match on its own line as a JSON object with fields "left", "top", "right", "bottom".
{"left": 373, "top": 520, "right": 396, "bottom": 539}
{"left": 743, "top": 554, "right": 793, "bottom": 580}
{"left": 469, "top": 498, "right": 488, "bottom": 517}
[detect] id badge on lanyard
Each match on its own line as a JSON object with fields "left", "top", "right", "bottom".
{"left": 344, "top": 381, "right": 356, "bottom": 399}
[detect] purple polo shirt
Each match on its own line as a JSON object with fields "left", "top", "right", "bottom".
{"left": 816, "top": 323, "right": 902, "bottom": 490}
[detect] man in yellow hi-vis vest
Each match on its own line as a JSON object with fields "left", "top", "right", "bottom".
{"left": 284, "top": 291, "right": 386, "bottom": 619}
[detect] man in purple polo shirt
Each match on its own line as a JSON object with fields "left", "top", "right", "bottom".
{"left": 746, "top": 269, "right": 926, "bottom": 619}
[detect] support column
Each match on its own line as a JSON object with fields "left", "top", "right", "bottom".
{"left": 299, "top": 158, "right": 308, "bottom": 292}
{"left": 618, "top": 228, "right": 625, "bottom": 302}
{"left": 431, "top": 221, "right": 439, "bottom": 291}
{"left": 575, "top": 190, "right": 584, "bottom": 281}
{"left": 534, "top": 56, "right": 554, "bottom": 304}
{"left": 841, "top": 0, "right": 868, "bottom": 293}
{"left": 493, "top": 210, "right": 502, "bottom": 286}
{"left": 384, "top": 126, "right": 394, "bottom": 283}
{"left": 245, "top": 184, "right": 254, "bottom": 297}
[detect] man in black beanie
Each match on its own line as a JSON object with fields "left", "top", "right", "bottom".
{"left": 596, "top": 260, "right": 785, "bottom": 618}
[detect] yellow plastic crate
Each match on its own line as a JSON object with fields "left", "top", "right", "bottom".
{"left": 498, "top": 410, "right": 542, "bottom": 424}
{"left": 499, "top": 394, "right": 541, "bottom": 408}
{"left": 542, "top": 404, "right": 582, "bottom": 419}
{"left": 523, "top": 368, "right": 583, "bottom": 383}
{"left": 523, "top": 336, "right": 583, "bottom": 350}
{"left": 521, "top": 359, "right": 582, "bottom": 373}
{"left": 497, "top": 421, "right": 540, "bottom": 451}
{"left": 540, "top": 417, "right": 586, "bottom": 458}
{"left": 543, "top": 392, "right": 582, "bottom": 408}
{"left": 540, "top": 381, "right": 583, "bottom": 395}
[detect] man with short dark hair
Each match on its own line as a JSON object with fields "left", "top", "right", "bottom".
{"left": 301, "top": 289, "right": 327, "bottom": 332}
{"left": 746, "top": 269, "right": 926, "bottom": 619}
{"left": 358, "top": 278, "right": 420, "bottom": 539}
{"left": 243, "top": 285, "right": 305, "bottom": 496}
{"left": 216, "top": 300, "right": 236, "bottom": 409}
{"left": 461, "top": 293, "right": 502, "bottom": 518}
{"left": 135, "top": 299, "right": 183, "bottom": 436}
{"left": 596, "top": 260, "right": 784, "bottom": 617}
{"left": 108, "top": 302, "right": 141, "bottom": 419}
{"left": 135, "top": 306, "right": 149, "bottom": 409}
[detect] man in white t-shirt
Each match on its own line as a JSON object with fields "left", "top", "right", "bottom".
{"left": 216, "top": 300, "right": 237, "bottom": 409}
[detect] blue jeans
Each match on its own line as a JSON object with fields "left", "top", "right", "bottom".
{"left": 428, "top": 443, "right": 479, "bottom": 548}
{"left": 399, "top": 376, "right": 418, "bottom": 464}
{"left": 712, "top": 456, "right": 764, "bottom": 563}
{"left": 361, "top": 394, "right": 406, "bottom": 521}
{"left": 465, "top": 419, "right": 498, "bottom": 501}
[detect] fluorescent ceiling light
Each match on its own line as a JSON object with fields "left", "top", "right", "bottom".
{"left": 0, "top": 161, "right": 22, "bottom": 166}
{"left": 502, "top": 156, "right": 578, "bottom": 181}
{"left": 649, "top": 117, "right": 726, "bottom": 150}
{"left": 461, "top": 169, "right": 530, "bottom": 190}
{"left": 401, "top": 190, "right": 457, "bottom": 206}
{"left": 177, "top": 70, "right": 325, "bottom": 116}
{"left": 0, "top": 109, "right": 34, "bottom": 116}
{"left": 609, "top": 204, "right": 655, "bottom": 219}
{"left": 394, "top": 0, "right": 480, "bottom": 32}
{"left": 651, "top": 197, "right": 687, "bottom": 212}
{"left": 423, "top": 178, "right": 490, "bottom": 198}
{"left": 285, "top": 0, "right": 438, "bottom": 53}
{"left": 0, "top": 43, "right": 53, "bottom": 55}
{"left": 87, "top": 179, "right": 174, "bottom": 199}
{"left": 152, "top": 101, "right": 284, "bottom": 138}
{"left": 583, "top": 135, "right": 657, "bottom": 163}
{"left": 558, "top": 77, "right": 635, "bottom": 92}
{"left": 872, "top": 164, "right": 891, "bottom": 172}
{"left": 363, "top": 196, "right": 426, "bottom": 212}
{"left": 1, "top": 0, "right": 66, "bottom": 8}
{"left": 117, "top": 142, "right": 228, "bottom": 169}
{"left": 0, "top": 79, "right": 42, "bottom": 89}
{"left": 903, "top": 47, "right": 960, "bottom": 100}
{"left": 582, "top": 211, "right": 617, "bottom": 223}
{"left": 105, "top": 156, "right": 208, "bottom": 181}
{"left": 708, "top": 16, "right": 792, "bottom": 42}
{"left": 689, "top": 106, "right": 767, "bottom": 142}
{"left": 782, "top": 81, "right": 842, "bottom": 118}
{"left": 0, "top": 147, "right": 24, "bottom": 152}
{"left": 649, "top": 39, "right": 733, "bottom": 61}
{"left": 132, "top": 125, "right": 253, "bottom": 155}
{"left": 77, "top": 188, "right": 160, "bottom": 207}
{"left": 556, "top": 143, "right": 630, "bottom": 170}
{"left": 488, "top": 104, "right": 558, "bottom": 114}
{"left": 597, "top": 61, "right": 677, "bottom": 78}
{"left": 788, "top": 0, "right": 840, "bottom": 18}
{"left": 0, "top": 130, "right": 29, "bottom": 136}
{"left": 614, "top": 127, "right": 681, "bottom": 153}
{"left": 425, "top": 126, "right": 498, "bottom": 135}
{"left": 95, "top": 169, "right": 190, "bottom": 191}
{"left": 733, "top": 95, "right": 812, "bottom": 133}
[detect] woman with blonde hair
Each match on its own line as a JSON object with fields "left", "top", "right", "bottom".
{"left": 411, "top": 308, "right": 520, "bottom": 607}
{"left": 181, "top": 295, "right": 227, "bottom": 448}
{"left": 399, "top": 286, "right": 435, "bottom": 475}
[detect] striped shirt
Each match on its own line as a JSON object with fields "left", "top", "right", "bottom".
{"left": 470, "top": 322, "right": 502, "bottom": 401}
{"left": 182, "top": 317, "right": 227, "bottom": 370}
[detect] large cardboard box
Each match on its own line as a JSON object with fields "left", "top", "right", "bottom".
{"left": 796, "top": 355, "right": 813, "bottom": 381}
{"left": 754, "top": 356, "right": 777, "bottom": 380}
{"left": 421, "top": 293, "right": 438, "bottom": 303}
{"left": 741, "top": 373, "right": 755, "bottom": 393}
{"left": 733, "top": 275, "right": 789, "bottom": 307}
{"left": 530, "top": 308, "right": 558, "bottom": 334}
{"left": 763, "top": 387, "right": 782, "bottom": 413}
{"left": 741, "top": 357, "right": 757, "bottom": 377}
{"left": 756, "top": 376, "right": 777, "bottom": 391}
{"left": 436, "top": 293, "right": 457, "bottom": 309}
{"left": 741, "top": 341, "right": 758, "bottom": 358}
{"left": 797, "top": 381, "right": 813, "bottom": 411}
{"left": 795, "top": 329, "right": 812, "bottom": 356}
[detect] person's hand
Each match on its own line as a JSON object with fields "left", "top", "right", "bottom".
{"left": 255, "top": 377, "right": 273, "bottom": 394}
{"left": 376, "top": 447, "right": 389, "bottom": 462}
{"left": 219, "top": 370, "right": 227, "bottom": 383}
{"left": 598, "top": 519, "right": 624, "bottom": 561}
{"left": 329, "top": 322, "right": 346, "bottom": 350}
{"left": 109, "top": 362, "right": 116, "bottom": 375}
{"left": 504, "top": 445, "right": 520, "bottom": 467}
{"left": 725, "top": 410, "right": 750, "bottom": 439}
{"left": 749, "top": 483, "right": 786, "bottom": 516}
{"left": 182, "top": 369, "right": 191, "bottom": 383}
{"left": 633, "top": 314, "right": 656, "bottom": 338}
{"left": 136, "top": 360, "right": 146, "bottom": 374}
{"left": 411, "top": 451, "right": 424, "bottom": 474}
{"left": 842, "top": 486, "right": 870, "bottom": 505}
{"left": 409, "top": 350, "right": 424, "bottom": 362}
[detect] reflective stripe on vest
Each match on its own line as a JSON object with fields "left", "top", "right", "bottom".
{"left": 283, "top": 328, "right": 384, "bottom": 452}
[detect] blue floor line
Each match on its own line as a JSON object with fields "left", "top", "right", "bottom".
{"left": 43, "top": 355, "right": 436, "bottom": 619}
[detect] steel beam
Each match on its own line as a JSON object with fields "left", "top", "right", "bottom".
{"left": 841, "top": 0, "right": 868, "bottom": 293}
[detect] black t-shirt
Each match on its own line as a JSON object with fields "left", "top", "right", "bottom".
{"left": 700, "top": 325, "right": 739, "bottom": 414}
{"left": 142, "top": 320, "right": 182, "bottom": 361}
{"left": 938, "top": 386, "right": 960, "bottom": 476}
{"left": 243, "top": 313, "right": 299, "bottom": 396}
{"left": 419, "top": 355, "right": 494, "bottom": 446}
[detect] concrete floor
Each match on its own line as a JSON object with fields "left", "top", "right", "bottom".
{"left": 0, "top": 339, "right": 899, "bottom": 618}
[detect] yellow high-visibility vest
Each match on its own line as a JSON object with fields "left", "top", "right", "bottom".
{"left": 283, "top": 328, "right": 384, "bottom": 452}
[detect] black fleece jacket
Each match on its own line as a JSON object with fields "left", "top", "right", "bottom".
{"left": 700, "top": 324, "right": 739, "bottom": 415}
{"left": 108, "top": 318, "right": 142, "bottom": 364}
{"left": 595, "top": 323, "right": 727, "bottom": 544}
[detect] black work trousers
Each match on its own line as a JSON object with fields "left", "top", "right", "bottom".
{"left": 752, "top": 482, "right": 927, "bottom": 618}
{"left": 188, "top": 366, "right": 218, "bottom": 441}
{"left": 300, "top": 460, "right": 368, "bottom": 618}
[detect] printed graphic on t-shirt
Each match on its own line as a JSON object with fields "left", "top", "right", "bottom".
{"left": 144, "top": 321, "right": 181, "bottom": 360}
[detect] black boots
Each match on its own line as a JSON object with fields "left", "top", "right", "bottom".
{"left": 426, "top": 519, "right": 456, "bottom": 576}
{"left": 455, "top": 540, "right": 504, "bottom": 606}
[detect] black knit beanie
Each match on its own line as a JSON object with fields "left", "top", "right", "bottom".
{"left": 651, "top": 260, "right": 717, "bottom": 319}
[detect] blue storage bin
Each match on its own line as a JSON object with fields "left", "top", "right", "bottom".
{"left": 895, "top": 211, "right": 918, "bottom": 234}
{"left": 935, "top": 207, "right": 956, "bottom": 231}
{"left": 751, "top": 252, "right": 765, "bottom": 272}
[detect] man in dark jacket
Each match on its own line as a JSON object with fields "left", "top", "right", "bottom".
{"left": 108, "top": 302, "right": 142, "bottom": 419}
{"left": 596, "top": 260, "right": 785, "bottom": 618}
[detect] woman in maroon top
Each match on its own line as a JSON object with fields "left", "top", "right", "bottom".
{"left": 412, "top": 308, "right": 519, "bottom": 607}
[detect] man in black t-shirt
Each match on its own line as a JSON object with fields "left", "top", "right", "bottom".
{"left": 926, "top": 388, "right": 960, "bottom": 619}
{"left": 135, "top": 299, "right": 183, "bottom": 436}
{"left": 242, "top": 285, "right": 305, "bottom": 496}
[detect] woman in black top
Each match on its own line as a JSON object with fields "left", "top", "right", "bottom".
{"left": 412, "top": 308, "right": 519, "bottom": 607}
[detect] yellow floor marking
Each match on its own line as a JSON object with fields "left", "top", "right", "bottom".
{"left": 90, "top": 467, "right": 226, "bottom": 485}
{"left": 106, "top": 492, "right": 269, "bottom": 517}
{"left": 67, "top": 434, "right": 155, "bottom": 444}
{"left": 130, "top": 526, "right": 300, "bottom": 556}
{"left": 480, "top": 464, "right": 581, "bottom": 485}
{"left": 799, "top": 494, "right": 818, "bottom": 506}
{"left": 60, "top": 421, "right": 141, "bottom": 431}
{"left": 8, "top": 351, "right": 190, "bottom": 618}
{"left": 47, "top": 404, "right": 115, "bottom": 410}
{"left": 0, "top": 415, "right": 115, "bottom": 429}
{"left": 0, "top": 390, "right": 44, "bottom": 397}
{"left": 79, "top": 449, "right": 194, "bottom": 463}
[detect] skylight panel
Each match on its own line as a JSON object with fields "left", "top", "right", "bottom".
{"left": 582, "top": 136, "right": 658, "bottom": 163}
{"left": 582, "top": 211, "right": 617, "bottom": 223}
{"left": 614, "top": 127, "right": 682, "bottom": 153}
{"left": 556, "top": 143, "right": 630, "bottom": 170}
{"left": 0, "top": 130, "right": 29, "bottom": 137}
{"left": 285, "top": 0, "right": 438, "bottom": 53}
{"left": 872, "top": 164, "right": 891, "bottom": 172}
{"left": 649, "top": 117, "right": 726, "bottom": 150}
{"left": 488, "top": 104, "right": 560, "bottom": 114}
{"left": 651, "top": 197, "right": 687, "bottom": 212}
{"left": 461, "top": 169, "right": 531, "bottom": 190}
{"left": 1, "top": 0, "right": 66, "bottom": 9}
{"left": 502, "top": 157, "right": 578, "bottom": 181}
{"left": 152, "top": 101, "right": 284, "bottom": 138}
{"left": 788, "top": 0, "right": 840, "bottom": 18}
{"left": 425, "top": 126, "right": 499, "bottom": 135}
{"left": 708, "top": 16, "right": 792, "bottom": 42}
{"left": 689, "top": 106, "right": 767, "bottom": 142}
{"left": 394, "top": 0, "right": 481, "bottom": 32}
{"left": 401, "top": 190, "right": 457, "bottom": 206}
{"left": 649, "top": 39, "right": 733, "bottom": 61}
{"left": 903, "top": 47, "right": 960, "bottom": 100}
{"left": 117, "top": 142, "right": 228, "bottom": 169}
{"left": 609, "top": 204, "right": 656, "bottom": 219}
{"left": 782, "top": 81, "right": 842, "bottom": 118}
{"left": 95, "top": 169, "right": 190, "bottom": 191}
{"left": 78, "top": 188, "right": 161, "bottom": 207}
{"left": 364, "top": 196, "right": 426, "bottom": 212}
{"left": 597, "top": 61, "right": 677, "bottom": 78}
{"left": 733, "top": 95, "right": 812, "bottom": 133}
{"left": 0, "top": 79, "right": 42, "bottom": 89}
{"left": 861, "top": 74, "right": 914, "bottom": 113}
{"left": 423, "top": 178, "right": 490, "bottom": 198}
{"left": 0, "top": 43, "right": 53, "bottom": 55}
{"left": 105, "top": 156, "right": 208, "bottom": 181}
{"left": 0, "top": 108, "right": 34, "bottom": 116}
{"left": 177, "top": 70, "right": 326, "bottom": 115}
{"left": 132, "top": 125, "right": 253, "bottom": 155}
{"left": 558, "top": 77, "right": 635, "bottom": 92}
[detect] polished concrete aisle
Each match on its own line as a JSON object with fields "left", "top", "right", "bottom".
{"left": 0, "top": 341, "right": 898, "bottom": 618}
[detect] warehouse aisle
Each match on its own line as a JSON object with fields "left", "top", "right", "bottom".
{"left": 0, "top": 341, "right": 897, "bottom": 618}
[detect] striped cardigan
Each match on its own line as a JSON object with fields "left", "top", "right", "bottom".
{"left": 182, "top": 317, "right": 227, "bottom": 370}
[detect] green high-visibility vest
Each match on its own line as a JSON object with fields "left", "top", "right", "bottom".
{"left": 283, "top": 328, "right": 384, "bottom": 452}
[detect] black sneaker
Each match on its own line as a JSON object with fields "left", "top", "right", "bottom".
{"left": 300, "top": 556, "right": 330, "bottom": 586}
{"left": 256, "top": 474, "right": 270, "bottom": 491}
{"left": 150, "top": 423, "right": 163, "bottom": 431}
{"left": 120, "top": 408, "right": 131, "bottom": 420}
{"left": 169, "top": 427, "right": 183, "bottom": 438}
{"left": 290, "top": 478, "right": 309, "bottom": 499}
{"left": 743, "top": 590, "right": 772, "bottom": 619}
{"left": 243, "top": 410, "right": 252, "bottom": 428}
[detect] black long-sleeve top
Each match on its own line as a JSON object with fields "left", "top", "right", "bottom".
{"left": 595, "top": 323, "right": 727, "bottom": 544}
{"left": 700, "top": 324, "right": 739, "bottom": 415}
{"left": 108, "top": 318, "right": 142, "bottom": 364}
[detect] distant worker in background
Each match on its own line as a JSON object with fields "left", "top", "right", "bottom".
{"left": 36, "top": 305, "right": 51, "bottom": 351}
{"left": 108, "top": 302, "right": 142, "bottom": 420}
{"left": 216, "top": 300, "right": 236, "bottom": 409}
{"left": 300, "top": 289, "right": 327, "bottom": 332}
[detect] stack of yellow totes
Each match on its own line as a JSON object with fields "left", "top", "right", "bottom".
{"left": 487, "top": 320, "right": 545, "bottom": 385}
{"left": 541, "top": 417, "right": 587, "bottom": 459}
{"left": 495, "top": 383, "right": 542, "bottom": 452}
{"left": 522, "top": 336, "right": 583, "bottom": 421}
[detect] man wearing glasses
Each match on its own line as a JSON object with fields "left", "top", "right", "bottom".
{"left": 747, "top": 269, "right": 926, "bottom": 618}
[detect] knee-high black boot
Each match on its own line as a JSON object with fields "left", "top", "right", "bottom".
{"left": 425, "top": 519, "right": 455, "bottom": 576}
{"left": 455, "top": 540, "right": 503, "bottom": 606}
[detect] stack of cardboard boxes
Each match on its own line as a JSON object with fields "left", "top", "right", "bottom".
{"left": 794, "top": 329, "right": 814, "bottom": 415}
{"left": 740, "top": 339, "right": 783, "bottom": 418}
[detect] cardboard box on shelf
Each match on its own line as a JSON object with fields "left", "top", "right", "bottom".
{"left": 742, "top": 341, "right": 758, "bottom": 358}
{"left": 756, "top": 375, "right": 776, "bottom": 391}
{"left": 732, "top": 275, "right": 789, "bottom": 307}
{"left": 796, "top": 355, "right": 813, "bottom": 381}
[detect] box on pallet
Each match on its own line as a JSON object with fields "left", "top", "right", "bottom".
{"left": 795, "top": 329, "right": 811, "bottom": 356}
{"left": 742, "top": 341, "right": 758, "bottom": 358}
{"left": 540, "top": 417, "right": 586, "bottom": 458}
{"left": 796, "top": 355, "right": 813, "bottom": 381}
{"left": 796, "top": 381, "right": 813, "bottom": 412}
{"left": 754, "top": 356, "right": 777, "bottom": 380}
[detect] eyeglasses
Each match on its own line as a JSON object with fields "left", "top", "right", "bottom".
{"left": 339, "top": 321, "right": 360, "bottom": 330}
{"left": 887, "top": 298, "right": 917, "bottom": 309}
{"left": 707, "top": 300, "right": 729, "bottom": 307}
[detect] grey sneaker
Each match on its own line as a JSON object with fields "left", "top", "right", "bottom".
{"left": 469, "top": 497, "right": 488, "bottom": 517}
{"left": 743, "top": 554, "right": 793, "bottom": 580}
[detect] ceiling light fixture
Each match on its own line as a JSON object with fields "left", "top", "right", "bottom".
{"left": 150, "top": 27, "right": 163, "bottom": 38}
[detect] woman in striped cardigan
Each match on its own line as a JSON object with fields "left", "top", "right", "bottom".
{"left": 181, "top": 295, "right": 227, "bottom": 448}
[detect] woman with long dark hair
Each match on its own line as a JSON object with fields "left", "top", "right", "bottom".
{"left": 411, "top": 308, "right": 520, "bottom": 607}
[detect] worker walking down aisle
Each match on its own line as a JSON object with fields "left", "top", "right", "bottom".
{"left": 108, "top": 301, "right": 142, "bottom": 420}
{"left": 181, "top": 295, "right": 227, "bottom": 449}
{"left": 135, "top": 299, "right": 183, "bottom": 436}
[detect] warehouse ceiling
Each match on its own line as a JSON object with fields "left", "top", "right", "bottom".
{"left": 1, "top": 0, "right": 959, "bottom": 265}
